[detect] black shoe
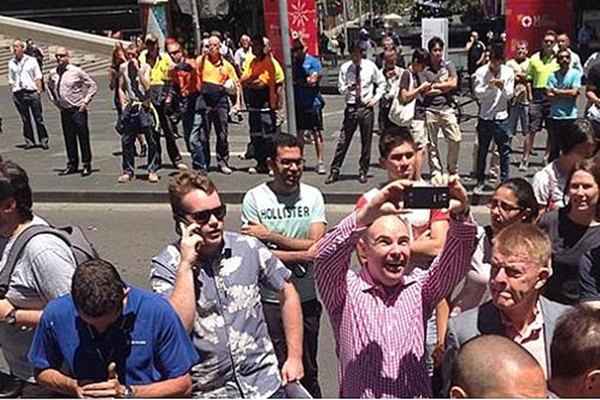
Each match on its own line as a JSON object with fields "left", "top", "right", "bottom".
{"left": 59, "top": 166, "right": 78, "bottom": 176}
{"left": 81, "top": 165, "right": 92, "bottom": 177}
{"left": 0, "top": 373, "right": 24, "bottom": 398}
{"left": 23, "top": 143, "right": 36, "bottom": 150}
{"left": 358, "top": 173, "right": 368, "bottom": 184}
{"left": 325, "top": 172, "right": 339, "bottom": 185}
{"left": 41, "top": 142, "right": 49, "bottom": 150}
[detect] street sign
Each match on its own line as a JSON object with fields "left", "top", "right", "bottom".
{"left": 422, "top": 18, "right": 448, "bottom": 59}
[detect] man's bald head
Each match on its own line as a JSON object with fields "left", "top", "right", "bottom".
{"left": 450, "top": 334, "right": 547, "bottom": 398}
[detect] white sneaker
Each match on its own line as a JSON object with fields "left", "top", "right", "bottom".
{"left": 220, "top": 165, "right": 233, "bottom": 175}
{"left": 248, "top": 167, "right": 257, "bottom": 175}
{"left": 148, "top": 172, "right": 160, "bottom": 183}
{"left": 317, "top": 162, "right": 326, "bottom": 175}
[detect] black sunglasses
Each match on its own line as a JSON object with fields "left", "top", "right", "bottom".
{"left": 182, "top": 204, "right": 227, "bottom": 225}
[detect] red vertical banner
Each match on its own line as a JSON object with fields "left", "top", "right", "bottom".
{"left": 505, "top": 0, "right": 574, "bottom": 58}
{"left": 263, "top": 0, "right": 319, "bottom": 63}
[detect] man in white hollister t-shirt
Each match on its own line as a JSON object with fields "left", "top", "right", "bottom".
{"left": 241, "top": 134, "right": 327, "bottom": 397}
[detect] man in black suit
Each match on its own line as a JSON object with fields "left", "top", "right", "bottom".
{"left": 441, "top": 222, "right": 571, "bottom": 396}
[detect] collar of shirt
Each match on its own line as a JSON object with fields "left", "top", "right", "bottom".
{"left": 501, "top": 300, "right": 544, "bottom": 343}
{"left": 196, "top": 237, "right": 232, "bottom": 271}
{"left": 357, "top": 267, "right": 417, "bottom": 302}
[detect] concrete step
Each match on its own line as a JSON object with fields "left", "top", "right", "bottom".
{"left": 0, "top": 36, "right": 111, "bottom": 84}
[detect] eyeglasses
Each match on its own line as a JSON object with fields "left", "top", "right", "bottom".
{"left": 184, "top": 204, "right": 227, "bottom": 224}
{"left": 168, "top": 49, "right": 182, "bottom": 56}
{"left": 487, "top": 199, "right": 522, "bottom": 213}
{"left": 55, "top": 54, "right": 68, "bottom": 58}
{"left": 275, "top": 158, "right": 305, "bottom": 167}
{"left": 558, "top": 55, "right": 571, "bottom": 60}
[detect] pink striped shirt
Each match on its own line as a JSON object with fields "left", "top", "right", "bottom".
{"left": 314, "top": 212, "right": 476, "bottom": 398}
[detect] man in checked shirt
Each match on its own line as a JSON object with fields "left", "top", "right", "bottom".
{"left": 312, "top": 177, "right": 476, "bottom": 398}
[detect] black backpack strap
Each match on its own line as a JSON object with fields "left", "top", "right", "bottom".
{"left": 0, "top": 225, "right": 70, "bottom": 298}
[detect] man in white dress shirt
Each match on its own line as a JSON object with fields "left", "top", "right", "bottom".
{"left": 326, "top": 40, "right": 385, "bottom": 185}
{"left": 7, "top": 40, "right": 49, "bottom": 150}
{"left": 472, "top": 43, "right": 515, "bottom": 194}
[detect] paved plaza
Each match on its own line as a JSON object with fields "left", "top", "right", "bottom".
{"left": 0, "top": 76, "right": 552, "bottom": 204}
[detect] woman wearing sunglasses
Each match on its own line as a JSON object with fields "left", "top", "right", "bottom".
{"left": 539, "top": 158, "right": 600, "bottom": 305}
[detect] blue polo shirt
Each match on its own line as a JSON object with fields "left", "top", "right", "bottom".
{"left": 547, "top": 69, "right": 582, "bottom": 119}
{"left": 293, "top": 54, "right": 324, "bottom": 111}
{"left": 28, "top": 286, "right": 199, "bottom": 384}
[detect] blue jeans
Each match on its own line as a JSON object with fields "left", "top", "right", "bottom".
{"left": 476, "top": 118, "right": 511, "bottom": 184}
{"left": 182, "top": 94, "right": 207, "bottom": 171}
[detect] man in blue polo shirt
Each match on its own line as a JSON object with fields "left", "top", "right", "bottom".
{"left": 292, "top": 38, "right": 326, "bottom": 174}
{"left": 28, "top": 259, "right": 198, "bottom": 398}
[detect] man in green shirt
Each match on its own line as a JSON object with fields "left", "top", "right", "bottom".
{"left": 525, "top": 31, "right": 559, "bottom": 166}
{"left": 241, "top": 134, "right": 327, "bottom": 397}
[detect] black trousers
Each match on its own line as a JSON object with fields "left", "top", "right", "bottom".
{"left": 60, "top": 108, "right": 92, "bottom": 168}
{"left": 330, "top": 104, "right": 374, "bottom": 174}
{"left": 200, "top": 105, "right": 230, "bottom": 168}
{"left": 13, "top": 90, "right": 49, "bottom": 146}
{"left": 262, "top": 299, "right": 323, "bottom": 398}
{"left": 149, "top": 85, "right": 182, "bottom": 167}
{"left": 245, "top": 87, "right": 278, "bottom": 167}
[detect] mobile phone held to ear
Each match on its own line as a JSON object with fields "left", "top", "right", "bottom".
{"left": 404, "top": 186, "right": 450, "bottom": 209}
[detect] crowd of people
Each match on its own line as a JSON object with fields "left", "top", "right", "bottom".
{"left": 2, "top": 25, "right": 600, "bottom": 399}
{"left": 8, "top": 27, "right": 600, "bottom": 189}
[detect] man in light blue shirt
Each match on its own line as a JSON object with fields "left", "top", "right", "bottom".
{"left": 546, "top": 49, "right": 582, "bottom": 161}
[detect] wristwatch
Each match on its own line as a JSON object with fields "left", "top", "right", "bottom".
{"left": 4, "top": 309, "right": 17, "bottom": 326}
{"left": 122, "top": 385, "right": 135, "bottom": 398}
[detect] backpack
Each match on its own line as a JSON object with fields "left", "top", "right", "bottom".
{"left": 0, "top": 225, "right": 99, "bottom": 299}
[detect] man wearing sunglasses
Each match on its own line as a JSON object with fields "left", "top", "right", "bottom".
{"left": 151, "top": 171, "right": 304, "bottom": 398}
{"left": 241, "top": 134, "right": 327, "bottom": 397}
{"left": 197, "top": 35, "right": 241, "bottom": 175}
{"left": 525, "top": 31, "right": 559, "bottom": 165}
{"left": 47, "top": 47, "right": 98, "bottom": 177}
{"left": 29, "top": 259, "right": 197, "bottom": 398}
{"left": 165, "top": 41, "right": 206, "bottom": 174}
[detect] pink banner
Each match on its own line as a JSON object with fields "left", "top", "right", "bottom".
{"left": 505, "top": 0, "right": 574, "bottom": 58}
{"left": 263, "top": 0, "right": 320, "bottom": 63}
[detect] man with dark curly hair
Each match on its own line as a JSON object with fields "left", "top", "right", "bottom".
{"left": 28, "top": 259, "right": 198, "bottom": 398}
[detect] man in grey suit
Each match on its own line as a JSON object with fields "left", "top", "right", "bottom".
{"left": 442, "top": 223, "right": 571, "bottom": 395}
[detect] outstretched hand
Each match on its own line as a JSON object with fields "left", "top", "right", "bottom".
{"left": 356, "top": 180, "right": 412, "bottom": 227}
{"left": 432, "top": 174, "right": 469, "bottom": 216}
